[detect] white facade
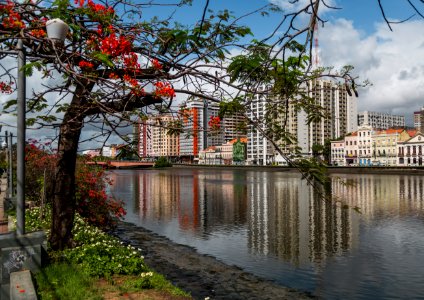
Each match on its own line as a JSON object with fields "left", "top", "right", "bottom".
{"left": 344, "top": 133, "right": 358, "bottom": 165}
{"left": 357, "top": 125, "right": 373, "bottom": 166}
{"left": 180, "top": 99, "right": 223, "bottom": 157}
{"left": 307, "top": 79, "right": 357, "bottom": 153}
{"left": 358, "top": 111, "right": 405, "bottom": 129}
{"left": 247, "top": 88, "right": 275, "bottom": 165}
{"left": 330, "top": 141, "right": 345, "bottom": 166}
{"left": 398, "top": 133, "right": 424, "bottom": 166}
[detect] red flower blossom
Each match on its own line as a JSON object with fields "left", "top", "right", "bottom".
{"left": 0, "top": 81, "right": 13, "bottom": 94}
{"left": 208, "top": 116, "right": 221, "bottom": 131}
{"left": 153, "top": 82, "right": 175, "bottom": 99}
{"left": 151, "top": 59, "right": 162, "bottom": 70}
{"left": 79, "top": 60, "right": 95, "bottom": 69}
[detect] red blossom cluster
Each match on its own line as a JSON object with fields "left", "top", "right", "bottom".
{"left": 30, "top": 29, "right": 46, "bottom": 38}
{"left": 0, "top": 81, "right": 13, "bottom": 94}
{"left": 123, "top": 74, "right": 145, "bottom": 96}
{"left": 100, "top": 33, "right": 132, "bottom": 57}
{"left": 0, "top": 0, "right": 25, "bottom": 29}
{"left": 154, "top": 82, "right": 175, "bottom": 99}
{"left": 78, "top": 60, "right": 94, "bottom": 69}
{"left": 75, "top": 0, "right": 114, "bottom": 19}
{"left": 151, "top": 59, "right": 162, "bottom": 70}
{"left": 208, "top": 116, "right": 221, "bottom": 131}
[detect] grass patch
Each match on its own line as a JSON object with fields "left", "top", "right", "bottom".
{"left": 121, "top": 272, "right": 190, "bottom": 297}
{"left": 25, "top": 207, "right": 191, "bottom": 299}
{"left": 35, "top": 263, "right": 102, "bottom": 300}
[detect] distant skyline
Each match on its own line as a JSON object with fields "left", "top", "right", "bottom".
{"left": 1, "top": 0, "right": 423, "bottom": 148}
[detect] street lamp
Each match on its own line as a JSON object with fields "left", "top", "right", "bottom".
{"left": 12, "top": 19, "right": 69, "bottom": 235}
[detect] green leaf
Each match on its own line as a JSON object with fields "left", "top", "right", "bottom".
{"left": 2, "top": 99, "right": 17, "bottom": 110}
{"left": 92, "top": 52, "right": 114, "bottom": 68}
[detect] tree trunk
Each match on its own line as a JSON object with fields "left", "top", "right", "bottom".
{"left": 49, "top": 86, "right": 88, "bottom": 250}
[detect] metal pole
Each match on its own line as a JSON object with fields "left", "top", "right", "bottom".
{"left": 8, "top": 132, "right": 13, "bottom": 199}
{"left": 16, "top": 39, "right": 26, "bottom": 235}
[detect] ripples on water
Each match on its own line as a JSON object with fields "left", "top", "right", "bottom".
{"left": 107, "top": 169, "right": 424, "bottom": 299}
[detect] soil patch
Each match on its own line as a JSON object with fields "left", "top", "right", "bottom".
{"left": 110, "top": 222, "right": 313, "bottom": 300}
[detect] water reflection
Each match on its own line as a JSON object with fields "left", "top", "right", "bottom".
{"left": 108, "top": 169, "right": 424, "bottom": 298}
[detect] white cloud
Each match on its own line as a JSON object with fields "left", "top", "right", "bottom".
{"left": 269, "top": 0, "right": 336, "bottom": 14}
{"left": 319, "top": 18, "right": 424, "bottom": 125}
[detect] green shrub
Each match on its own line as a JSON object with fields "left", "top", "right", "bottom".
{"left": 26, "top": 207, "right": 147, "bottom": 277}
{"left": 154, "top": 157, "right": 172, "bottom": 168}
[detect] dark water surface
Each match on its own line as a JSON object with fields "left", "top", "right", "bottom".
{"left": 107, "top": 168, "right": 424, "bottom": 299}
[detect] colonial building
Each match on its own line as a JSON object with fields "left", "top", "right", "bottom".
{"left": 357, "top": 125, "right": 373, "bottom": 166}
{"left": 330, "top": 140, "right": 345, "bottom": 166}
{"left": 372, "top": 129, "right": 410, "bottom": 166}
{"left": 344, "top": 132, "right": 358, "bottom": 165}
{"left": 398, "top": 132, "right": 424, "bottom": 166}
{"left": 198, "top": 138, "right": 247, "bottom": 165}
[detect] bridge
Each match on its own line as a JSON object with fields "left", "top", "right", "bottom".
{"left": 86, "top": 161, "right": 155, "bottom": 169}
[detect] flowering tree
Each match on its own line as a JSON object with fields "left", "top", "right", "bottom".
{"left": 25, "top": 141, "right": 125, "bottom": 227}
{"left": 1, "top": 0, "right": 422, "bottom": 250}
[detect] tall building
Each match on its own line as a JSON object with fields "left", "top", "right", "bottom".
{"left": 136, "top": 118, "right": 154, "bottom": 158}
{"left": 246, "top": 80, "right": 356, "bottom": 164}
{"left": 413, "top": 106, "right": 424, "bottom": 132}
{"left": 358, "top": 111, "right": 405, "bottom": 129}
{"left": 179, "top": 98, "right": 224, "bottom": 158}
{"left": 136, "top": 115, "right": 179, "bottom": 158}
{"left": 221, "top": 113, "right": 247, "bottom": 143}
{"left": 307, "top": 79, "right": 357, "bottom": 151}
{"left": 247, "top": 86, "right": 276, "bottom": 165}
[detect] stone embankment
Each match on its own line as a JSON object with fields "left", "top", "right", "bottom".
{"left": 111, "top": 222, "right": 313, "bottom": 300}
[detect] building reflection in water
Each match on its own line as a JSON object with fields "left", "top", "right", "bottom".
{"left": 110, "top": 170, "right": 424, "bottom": 267}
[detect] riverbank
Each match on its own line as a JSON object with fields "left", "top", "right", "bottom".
{"left": 111, "top": 221, "right": 313, "bottom": 300}
{"left": 173, "top": 164, "right": 424, "bottom": 175}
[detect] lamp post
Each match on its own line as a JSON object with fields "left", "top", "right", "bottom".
{"left": 8, "top": 132, "right": 13, "bottom": 200}
{"left": 7, "top": 18, "right": 69, "bottom": 235}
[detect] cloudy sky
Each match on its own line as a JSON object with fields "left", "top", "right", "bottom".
{"left": 1, "top": 0, "right": 424, "bottom": 148}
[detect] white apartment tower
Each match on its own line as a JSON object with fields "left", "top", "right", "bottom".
{"left": 307, "top": 79, "right": 357, "bottom": 152}
{"left": 246, "top": 80, "right": 356, "bottom": 163}
{"left": 179, "top": 98, "right": 224, "bottom": 157}
{"left": 358, "top": 111, "right": 405, "bottom": 129}
{"left": 247, "top": 86, "right": 275, "bottom": 165}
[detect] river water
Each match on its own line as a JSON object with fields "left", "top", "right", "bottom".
{"left": 107, "top": 168, "right": 424, "bottom": 299}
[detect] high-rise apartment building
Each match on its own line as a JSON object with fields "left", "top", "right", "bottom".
{"left": 136, "top": 118, "right": 154, "bottom": 158}
{"left": 413, "top": 106, "right": 424, "bottom": 132}
{"left": 221, "top": 113, "right": 247, "bottom": 143}
{"left": 136, "top": 115, "right": 179, "bottom": 158}
{"left": 358, "top": 111, "right": 405, "bottom": 129}
{"left": 246, "top": 80, "right": 356, "bottom": 164}
{"left": 307, "top": 79, "right": 357, "bottom": 151}
{"left": 247, "top": 86, "right": 276, "bottom": 165}
{"left": 179, "top": 98, "right": 224, "bottom": 158}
